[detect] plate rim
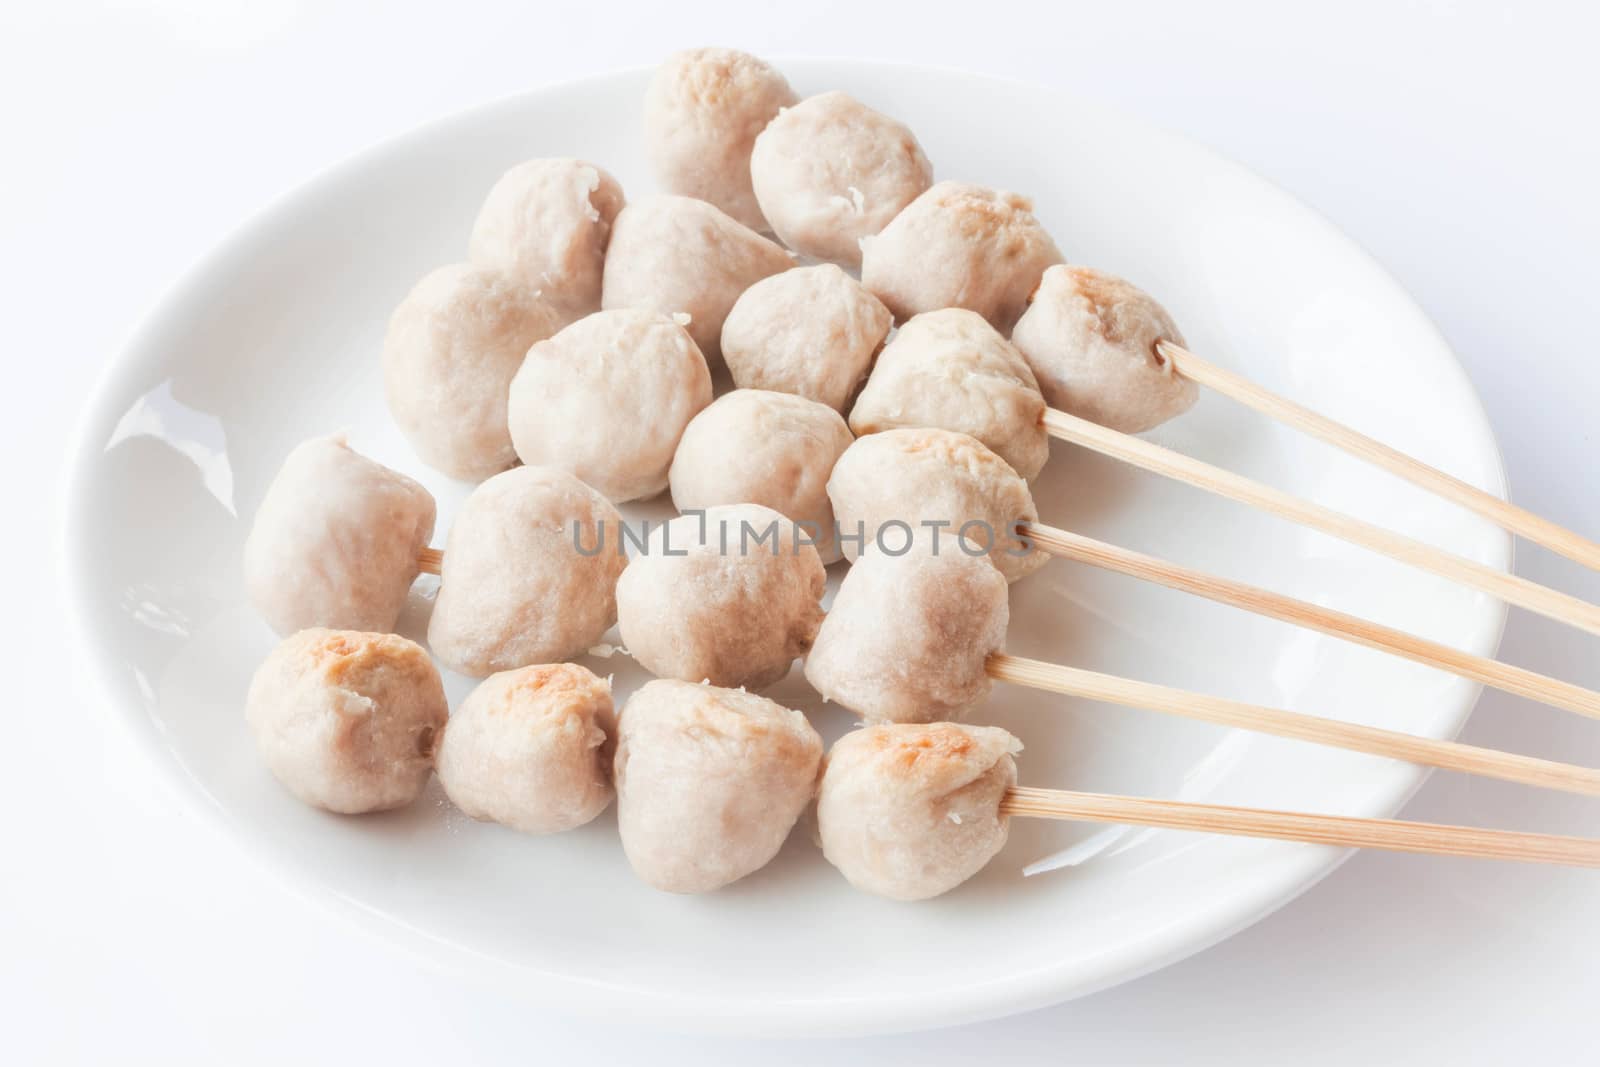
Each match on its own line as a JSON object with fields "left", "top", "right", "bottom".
{"left": 60, "top": 58, "right": 1512, "bottom": 1036}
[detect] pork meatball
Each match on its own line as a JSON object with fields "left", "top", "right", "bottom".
{"left": 669, "top": 390, "right": 854, "bottom": 563}
{"left": 861, "top": 181, "right": 1062, "bottom": 332}
{"left": 600, "top": 194, "right": 792, "bottom": 364}
{"left": 848, "top": 308, "right": 1048, "bottom": 480}
{"left": 245, "top": 629, "right": 448, "bottom": 814}
{"left": 466, "top": 158, "right": 625, "bottom": 323}
{"left": 817, "top": 723, "right": 1020, "bottom": 900}
{"left": 243, "top": 435, "right": 435, "bottom": 637}
{"left": 435, "top": 663, "right": 615, "bottom": 834}
{"left": 617, "top": 504, "right": 826, "bottom": 690}
{"left": 383, "top": 263, "right": 564, "bottom": 481}
{"left": 428, "top": 466, "right": 626, "bottom": 677}
{"left": 805, "top": 546, "right": 1008, "bottom": 723}
{"left": 507, "top": 308, "right": 711, "bottom": 502}
{"left": 615, "top": 679, "right": 823, "bottom": 893}
{"left": 1010, "top": 265, "right": 1197, "bottom": 433}
{"left": 720, "top": 264, "right": 892, "bottom": 412}
{"left": 749, "top": 91, "right": 933, "bottom": 268}
{"left": 827, "top": 427, "right": 1046, "bottom": 583}
{"left": 642, "top": 48, "right": 797, "bottom": 231}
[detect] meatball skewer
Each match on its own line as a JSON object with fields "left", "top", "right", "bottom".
{"left": 805, "top": 546, "right": 1600, "bottom": 797}
{"left": 827, "top": 428, "right": 1600, "bottom": 719}
{"left": 818, "top": 723, "right": 1600, "bottom": 901}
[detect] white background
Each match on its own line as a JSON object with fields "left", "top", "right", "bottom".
{"left": 6, "top": 0, "right": 1599, "bottom": 1061}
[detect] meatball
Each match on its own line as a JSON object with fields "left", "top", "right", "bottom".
{"left": 428, "top": 466, "right": 626, "bottom": 677}
{"left": 861, "top": 181, "right": 1062, "bottom": 332}
{"left": 600, "top": 194, "right": 792, "bottom": 364}
{"left": 848, "top": 308, "right": 1048, "bottom": 480}
{"left": 642, "top": 47, "right": 797, "bottom": 231}
{"left": 383, "top": 263, "right": 564, "bottom": 481}
{"left": 615, "top": 679, "right": 822, "bottom": 893}
{"left": 507, "top": 308, "right": 711, "bottom": 503}
{"left": 435, "top": 663, "right": 615, "bottom": 834}
{"left": 749, "top": 91, "right": 933, "bottom": 268}
{"left": 720, "top": 264, "right": 892, "bottom": 412}
{"left": 243, "top": 435, "right": 435, "bottom": 637}
{"left": 805, "top": 546, "right": 1008, "bottom": 724}
{"left": 669, "top": 390, "right": 854, "bottom": 564}
{"left": 617, "top": 504, "right": 826, "bottom": 690}
{"left": 466, "top": 158, "right": 625, "bottom": 323}
{"left": 1010, "top": 265, "right": 1197, "bottom": 433}
{"left": 245, "top": 629, "right": 448, "bottom": 814}
{"left": 817, "top": 723, "right": 1020, "bottom": 900}
{"left": 827, "top": 427, "right": 1046, "bottom": 583}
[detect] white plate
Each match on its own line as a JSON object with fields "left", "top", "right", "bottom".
{"left": 64, "top": 60, "right": 1509, "bottom": 1035}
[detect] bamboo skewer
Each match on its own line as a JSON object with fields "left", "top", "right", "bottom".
{"left": 985, "top": 653, "right": 1600, "bottom": 797}
{"left": 417, "top": 547, "right": 444, "bottom": 575}
{"left": 1158, "top": 340, "right": 1600, "bottom": 573}
{"left": 1041, "top": 408, "right": 1600, "bottom": 638}
{"left": 999, "top": 786, "right": 1600, "bottom": 867}
{"left": 1023, "top": 522, "right": 1600, "bottom": 719}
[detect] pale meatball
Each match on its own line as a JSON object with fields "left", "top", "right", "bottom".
{"left": 245, "top": 629, "right": 448, "bottom": 814}
{"left": 507, "top": 308, "right": 711, "bottom": 502}
{"left": 669, "top": 390, "right": 854, "bottom": 563}
{"left": 435, "top": 663, "right": 615, "bottom": 834}
{"left": 849, "top": 308, "right": 1048, "bottom": 480}
{"left": 466, "top": 158, "right": 625, "bottom": 323}
{"left": 1011, "top": 265, "right": 1197, "bottom": 433}
{"left": 861, "top": 181, "right": 1063, "bottom": 332}
{"left": 643, "top": 48, "right": 797, "bottom": 231}
{"left": 720, "top": 264, "right": 892, "bottom": 412}
{"left": 383, "top": 264, "right": 564, "bottom": 481}
{"left": 615, "top": 679, "right": 822, "bottom": 893}
{"left": 617, "top": 504, "right": 826, "bottom": 690}
{"left": 243, "top": 435, "right": 435, "bottom": 637}
{"left": 827, "top": 427, "right": 1046, "bottom": 583}
{"left": 600, "top": 194, "right": 792, "bottom": 364}
{"left": 428, "top": 466, "right": 626, "bottom": 677}
{"left": 750, "top": 91, "right": 933, "bottom": 268}
{"left": 818, "top": 723, "right": 1020, "bottom": 900}
{"left": 806, "top": 547, "right": 1008, "bottom": 724}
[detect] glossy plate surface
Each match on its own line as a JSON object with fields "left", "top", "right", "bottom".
{"left": 65, "top": 61, "right": 1508, "bottom": 1035}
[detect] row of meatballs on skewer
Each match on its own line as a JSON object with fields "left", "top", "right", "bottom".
{"left": 251, "top": 626, "right": 1019, "bottom": 902}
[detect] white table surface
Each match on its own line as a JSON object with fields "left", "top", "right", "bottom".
{"left": 8, "top": 1, "right": 1598, "bottom": 1061}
